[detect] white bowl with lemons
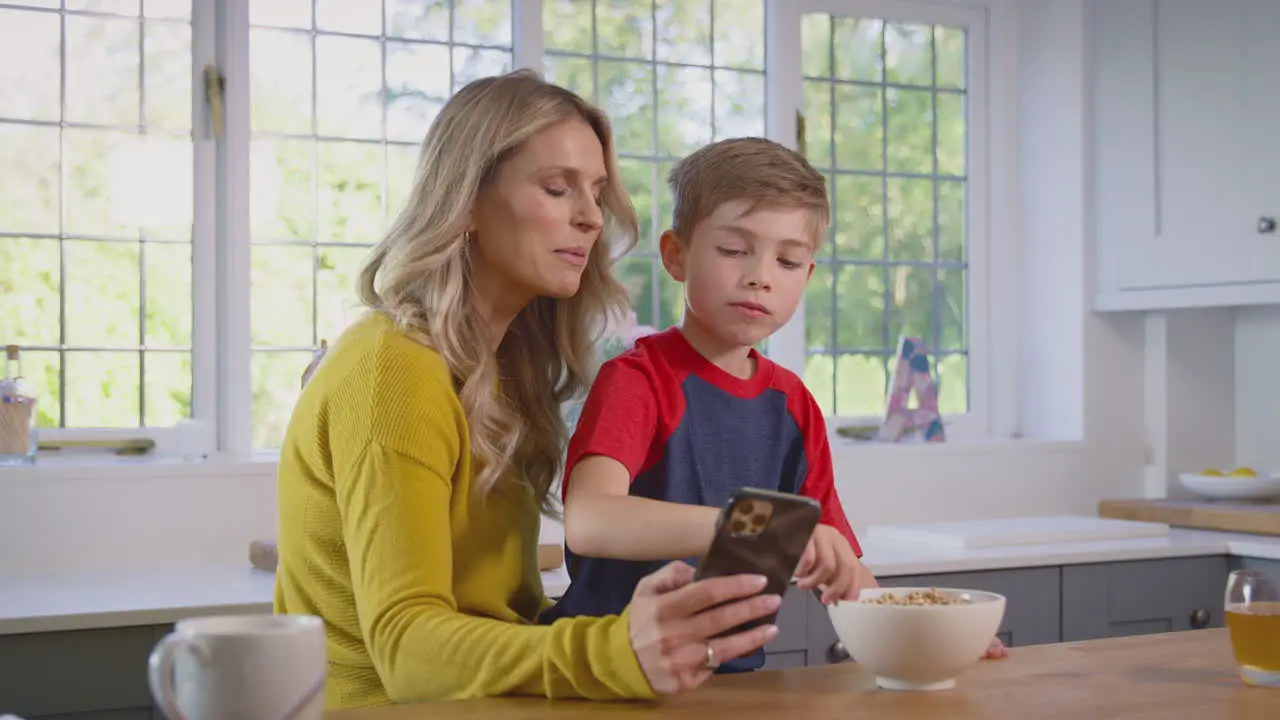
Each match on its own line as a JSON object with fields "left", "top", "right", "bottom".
{"left": 827, "top": 587, "right": 1005, "bottom": 691}
{"left": 1178, "top": 467, "right": 1280, "bottom": 502}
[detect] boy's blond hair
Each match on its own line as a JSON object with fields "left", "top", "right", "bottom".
{"left": 666, "top": 137, "right": 830, "bottom": 245}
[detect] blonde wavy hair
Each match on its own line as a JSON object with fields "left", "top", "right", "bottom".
{"left": 358, "top": 69, "right": 636, "bottom": 515}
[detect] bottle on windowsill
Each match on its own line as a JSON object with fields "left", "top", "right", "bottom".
{"left": 0, "top": 344, "right": 38, "bottom": 466}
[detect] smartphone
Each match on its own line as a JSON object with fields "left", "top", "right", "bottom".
{"left": 693, "top": 487, "right": 822, "bottom": 635}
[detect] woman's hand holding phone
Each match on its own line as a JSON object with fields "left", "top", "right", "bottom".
{"left": 627, "top": 561, "right": 781, "bottom": 694}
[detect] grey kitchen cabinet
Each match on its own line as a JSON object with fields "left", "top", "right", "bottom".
{"left": 803, "top": 567, "right": 1062, "bottom": 668}
{"left": 0, "top": 625, "right": 159, "bottom": 719}
{"left": 765, "top": 584, "right": 808, "bottom": 652}
{"left": 760, "top": 650, "right": 807, "bottom": 671}
{"left": 1229, "top": 556, "right": 1280, "bottom": 576}
{"left": 1061, "top": 556, "right": 1228, "bottom": 642}
{"left": 761, "top": 584, "right": 809, "bottom": 671}
{"left": 803, "top": 590, "right": 843, "bottom": 668}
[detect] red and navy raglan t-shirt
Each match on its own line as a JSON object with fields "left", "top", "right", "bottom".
{"left": 541, "top": 327, "right": 861, "bottom": 670}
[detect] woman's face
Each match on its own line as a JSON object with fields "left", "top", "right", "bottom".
{"left": 469, "top": 118, "right": 609, "bottom": 318}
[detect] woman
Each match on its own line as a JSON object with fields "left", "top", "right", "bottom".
{"left": 272, "top": 69, "right": 781, "bottom": 709}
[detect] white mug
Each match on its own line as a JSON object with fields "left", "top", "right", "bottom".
{"left": 148, "top": 614, "right": 327, "bottom": 720}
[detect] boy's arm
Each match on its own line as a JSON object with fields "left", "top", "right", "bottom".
{"left": 564, "top": 455, "right": 721, "bottom": 560}
{"left": 561, "top": 361, "right": 720, "bottom": 561}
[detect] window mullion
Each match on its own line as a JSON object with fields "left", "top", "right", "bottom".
{"left": 763, "top": 0, "right": 805, "bottom": 377}
{"left": 963, "top": 6, "right": 994, "bottom": 436}
{"left": 513, "top": 0, "right": 544, "bottom": 72}
{"left": 189, "top": 0, "right": 219, "bottom": 456}
{"left": 214, "top": 0, "right": 253, "bottom": 459}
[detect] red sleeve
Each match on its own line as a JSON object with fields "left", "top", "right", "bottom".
{"left": 561, "top": 358, "right": 658, "bottom": 502}
{"left": 788, "top": 385, "right": 862, "bottom": 557}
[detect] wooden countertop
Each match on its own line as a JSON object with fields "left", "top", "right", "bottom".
{"left": 327, "top": 629, "right": 1277, "bottom": 720}
{"left": 1099, "top": 498, "right": 1280, "bottom": 537}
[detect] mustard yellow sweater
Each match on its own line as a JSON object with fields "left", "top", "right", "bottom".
{"left": 273, "top": 311, "right": 654, "bottom": 709}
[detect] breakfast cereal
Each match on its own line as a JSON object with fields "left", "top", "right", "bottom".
{"left": 864, "top": 588, "right": 969, "bottom": 606}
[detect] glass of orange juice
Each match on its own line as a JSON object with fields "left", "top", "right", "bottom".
{"left": 1225, "top": 569, "right": 1280, "bottom": 687}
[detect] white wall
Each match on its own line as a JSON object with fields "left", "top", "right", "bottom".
{"left": 1142, "top": 310, "right": 1237, "bottom": 498}
{"left": 541, "top": 441, "right": 1134, "bottom": 550}
{"left": 0, "top": 440, "right": 1139, "bottom": 579}
{"left": 0, "top": 461, "right": 278, "bottom": 576}
{"left": 1016, "top": 0, "right": 1086, "bottom": 442}
{"left": 832, "top": 442, "right": 1137, "bottom": 532}
{"left": 0, "top": 0, "right": 1156, "bottom": 579}
{"left": 1235, "top": 307, "right": 1280, "bottom": 471}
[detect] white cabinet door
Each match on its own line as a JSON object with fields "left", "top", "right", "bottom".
{"left": 1243, "top": 0, "right": 1280, "bottom": 242}
{"left": 1146, "top": 0, "right": 1249, "bottom": 288}
{"left": 1092, "top": 0, "right": 1280, "bottom": 308}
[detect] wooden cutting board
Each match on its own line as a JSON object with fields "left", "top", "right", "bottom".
{"left": 248, "top": 540, "right": 565, "bottom": 572}
{"left": 1097, "top": 498, "right": 1280, "bottom": 536}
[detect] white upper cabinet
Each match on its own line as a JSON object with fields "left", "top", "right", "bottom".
{"left": 1091, "top": 0, "right": 1280, "bottom": 311}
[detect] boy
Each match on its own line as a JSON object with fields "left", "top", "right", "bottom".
{"left": 544, "top": 138, "right": 1004, "bottom": 670}
{"left": 542, "top": 137, "right": 867, "bottom": 672}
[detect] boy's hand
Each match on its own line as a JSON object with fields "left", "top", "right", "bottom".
{"left": 983, "top": 635, "right": 1008, "bottom": 659}
{"left": 794, "top": 524, "right": 864, "bottom": 605}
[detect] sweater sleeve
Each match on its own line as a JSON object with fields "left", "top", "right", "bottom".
{"left": 336, "top": 439, "right": 656, "bottom": 702}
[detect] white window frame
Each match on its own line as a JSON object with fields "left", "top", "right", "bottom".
{"left": 764, "top": 0, "right": 1000, "bottom": 439}
{"left": 14, "top": 1, "right": 223, "bottom": 459}
{"left": 34, "top": 0, "right": 245, "bottom": 460}
{"left": 210, "top": 0, "right": 253, "bottom": 459}
{"left": 20, "top": 0, "right": 1009, "bottom": 465}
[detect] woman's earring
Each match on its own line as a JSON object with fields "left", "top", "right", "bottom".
{"left": 465, "top": 230, "right": 476, "bottom": 243}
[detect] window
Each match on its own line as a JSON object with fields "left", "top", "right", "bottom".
{"left": 541, "top": 0, "right": 765, "bottom": 332}
{"left": 793, "top": 2, "right": 982, "bottom": 427}
{"left": 0, "top": 0, "right": 993, "bottom": 459}
{"left": 0, "top": 0, "right": 196, "bottom": 430}
{"left": 247, "top": 0, "right": 513, "bottom": 447}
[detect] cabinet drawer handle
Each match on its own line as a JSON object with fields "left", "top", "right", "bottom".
{"left": 1190, "top": 608, "right": 1211, "bottom": 629}
{"left": 828, "top": 641, "right": 851, "bottom": 663}
{"left": 1259, "top": 217, "right": 1277, "bottom": 234}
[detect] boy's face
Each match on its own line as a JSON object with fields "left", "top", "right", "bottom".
{"left": 661, "top": 199, "right": 817, "bottom": 349}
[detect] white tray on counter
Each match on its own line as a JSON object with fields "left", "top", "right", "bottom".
{"left": 866, "top": 515, "right": 1171, "bottom": 550}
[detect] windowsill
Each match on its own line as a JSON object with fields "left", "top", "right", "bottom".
{"left": 0, "top": 452, "right": 278, "bottom": 484}
{"left": 829, "top": 434, "right": 1089, "bottom": 458}
{"left": 0, "top": 437, "right": 1089, "bottom": 484}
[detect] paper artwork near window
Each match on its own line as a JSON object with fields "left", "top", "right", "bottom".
{"left": 878, "top": 336, "right": 945, "bottom": 443}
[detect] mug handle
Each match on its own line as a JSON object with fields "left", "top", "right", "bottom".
{"left": 147, "top": 632, "right": 209, "bottom": 720}
{"left": 279, "top": 671, "right": 326, "bottom": 720}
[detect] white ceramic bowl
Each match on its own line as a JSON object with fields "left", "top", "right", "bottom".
{"left": 1178, "top": 473, "right": 1280, "bottom": 501}
{"left": 827, "top": 587, "right": 1006, "bottom": 691}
